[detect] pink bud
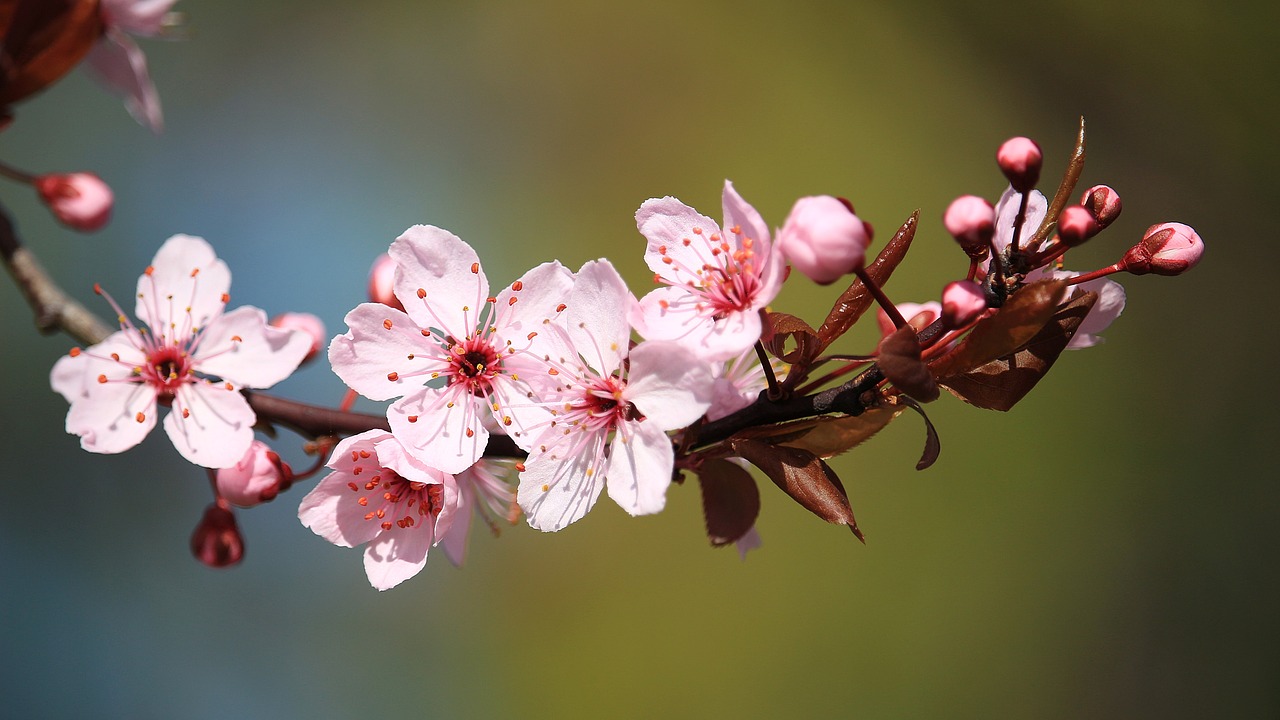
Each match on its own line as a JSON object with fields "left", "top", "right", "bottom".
{"left": 996, "top": 136, "right": 1043, "bottom": 192}
{"left": 367, "top": 253, "right": 405, "bottom": 311}
{"left": 190, "top": 504, "right": 244, "bottom": 568}
{"left": 34, "top": 173, "right": 113, "bottom": 232}
{"left": 776, "top": 195, "right": 872, "bottom": 285}
{"left": 877, "top": 301, "right": 941, "bottom": 338}
{"left": 1056, "top": 205, "right": 1099, "bottom": 248}
{"left": 270, "top": 312, "right": 326, "bottom": 363}
{"left": 1122, "top": 222, "right": 1204, "bottom": 276}
{"left": 1080, "top": 184, "right": 1122, "bottom": 228}
{"left": 215, "top": 440, "right": 293, "bottom": 508}
{"left": 941, "top": 280, "right": 987, "bottom": 328}
{"left": 943, "top": 195, "right": 995, "bottom": 259}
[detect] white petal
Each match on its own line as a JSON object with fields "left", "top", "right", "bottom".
{"left": 135, "top": 235, "right": 229, "bottom": 334}
{"left": 993, "top": 187, "right": 1048, "bottom": 254}
{"left": 625, "top": 341, "right": 714, "bottom": 430}
{"left": 566, "top": 260, "right": 632, "bottom": 376}
{"left": 329, "top": 303, "right": 436, "bottom": 401}
{"left": 389, "top": 226, "right": 487, "bottom": 340}
{"left": 1068, "top": 276, "right": 1126, "bottom": 349}
{"left": 388, "top": 388, "right": 488, "bottom": 474}
{"left": 636, "top": 196, "right": 722, "bottom": 284}
{"left": 298, "top": 469, "right": 383, "bottom": 548}
{"left": 363, "top": 526, "right": 433, "bottom": 591}
{"left": 605, "top": 421, "right": 675, "bottom": 516}
{"left": 195, "top": 306, "right": 310, "bottom": 388}
{"left": 517, "top": 454, "right": 605, "bottom": 532}
{"left": 66, "top": 381, "right": 157, "bottom": 454}
{"left": 163, "top": 382, "right": 255, "bottom": 468}
{"left": 495, "top": 261, "right": 574, "bottom": 337}
{"left": 721, "top": 180, "right": 771, "bottom": 256}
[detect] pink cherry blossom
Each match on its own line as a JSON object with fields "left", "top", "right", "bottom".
{"left": 35, "top": 173, "right": 114, "bottom": 232}
{"left": 439, "top": 459, "right": 518, "bottom": 567}
{"left": 270, "top": 312, "right": 326, "bottom": 363}
{"left": 634, "top": 181, "right": 785, "bottom": 361}
{"left": 992, "top": 187, "right": 1126, "bottom": 349}
{"left": 509, "top": 260, "right": 714, "bottom": 532}
{"left": 298, "top": 430, "right": 460, "bottom": 591}
{"left": 83, "top": 0, "right": 179, "bottom": 133}
{"left": 328, "top": 225, "right": 573, "bottom": 473}
{"left": 50, "top": 234, "right": 311, "bottom": 467}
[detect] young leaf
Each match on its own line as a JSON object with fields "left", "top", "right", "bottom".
{"left": 1027, "top": 117, "right": 1087, "bottom": 250}
{"left": 890, "top": 396, "right": 941, "bottom": 470}
{"left": 876, "top": 325, "right": 940, "bottom": 402}
{"left": 696, "top": 459, "right": 761, "bottom": 547}
{"left": 729, "top": 436, "right": 863, "bottom": 541}
{"left": 940, "top": 291, "right": 1097, "bottom": 411}
{"left": 928, "top": 278, "right": 1068, "bottom": 379}
{"left": 816, "top": 210, "right": 918, "bottom": 351}
{"left": 775, "top": 406, "right": 903, "bottom": 458}
{"left": 761, "top": 311, "right": 821, "bottom": 366}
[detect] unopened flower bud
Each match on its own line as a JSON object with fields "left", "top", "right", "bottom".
{"left": 190, "top": 503, "right": 244, "bottom": 568}
{"left": 776, "top": 195, "right": 872, "bottom": 285}
{"left": 270, "top": 312, "right": 326, "bottom": 363}
{"left": 1122, "top": 222, "right": 1204, "bottom": 276}
{"left": 996, "top": 136, "right": 1043, "bottom": 192}
{"left": 943, "top": 195, "right": 995, "bottom": 260}
{"left": 1080, "top": 184, "right": 1122, "bottom": 229}
{"left": 367, "top": 253, "right": 404, "bottom": 311}
{"left": 877, "top": 301, "right": 940, "bottom": 338}
{"left": 216, "top": 440, "right": 293, "bottom": 508}
{"left": 941, "top": 280, "right": 986, "bottom": 328}
{"left": 1056, "top": 205, "right": 1099, "bottom": 248}
{"left": 35, "top": 173, "right": 113, "bottom": 232}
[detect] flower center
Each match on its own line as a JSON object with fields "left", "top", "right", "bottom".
{"left": 350, "top": 468, "right": 444, "bottom": 532}
{"left": 142, "top": 345, "right": 192, "bottom": 403}
{"left": 447, "top": 336, "right": 502, "bottom": 395}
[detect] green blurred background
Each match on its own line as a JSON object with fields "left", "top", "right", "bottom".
{"left": 2, "top": 1, "right": 1275, "bottom": 718}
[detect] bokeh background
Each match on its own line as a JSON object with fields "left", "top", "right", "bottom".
{"left": 2, "top": 1, "right": 1275, "bottom": 718}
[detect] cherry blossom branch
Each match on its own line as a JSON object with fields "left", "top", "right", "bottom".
{"left": 0, "top": 203, "right": 112, "bottom": 345}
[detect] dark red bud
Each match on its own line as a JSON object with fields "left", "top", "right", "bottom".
{"left": 190, "top": 504, "right": 244, "bottom": 568}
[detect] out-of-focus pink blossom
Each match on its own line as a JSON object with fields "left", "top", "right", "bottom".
{"left": 509, "top": 260, "right": 714, "bottom": 532}
{"left": 366, "top": 253, "right": 404, "bottom": 311}
{"left": 270, "top": 312, "right": 326, "bottom": 363}
{"left": 1080, "top": 185, "right": 1122, "bottom": 229}
{"left": 877, "top": 301, "right": 941, "bottom": 339}
{"left": 996, "top": 136, "right": 1042, "bottom": 192}
{"left": 941, "top": 280, "right": 986, "bottom": 328}
{"left": 439, "top": 459, "right": 518, "bottom": 568}
{"left": 706, "top": 348, "right": 769, "bottom": 422}
{"left": 776, "top": 195, "right": 871, "bottom": 285}
{"left": 216, "top": 440, "right": 293, "bottom": 508}
{"left": 35, "top": 173, "right": 113, "bottom": 232}
{"left": 943, "top": 195, "right": 995, "bottom": 259}
{"left": 1123, "top": 222, "right": 1204, "bottom": 276}
{"left": 298, "top": 430, "right": 460, "bottom": 591}
{"left": 50, "top": 235, "right": 311, "bottom": 467}
{"left": 84, "top": 0, "right": 179, "bottom": 133}
{"left": 634, "top": 181, "right": 785, "bottom": 361}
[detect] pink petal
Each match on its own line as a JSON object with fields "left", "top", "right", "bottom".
{"left": 389, "top": 226, "right": 487, "bottom": 340}
{"left": 66, "top": 381, "right": 157, "bottom": 454}
{"left": 84, "top": 30, "right": 163, "bottom": 133}
{"left": 993, "top": 187, "right": 1048, "bottom": 254}
{"left": 163, "top": 382, "right": 255, "bottom": 468}
{"left": 363, "top": 525, "right": 433, "bottom": 591}
{"left": 517, "top": 454, "right": 605, "bottom": 532}
{"left": 51, "top": 331, "right": 142, "bottom": 403}
{"left": 1067, "top": 276, "right": 1126, "bottom": 349}
{"left": 494, "top": 261, "right": 574, "bottom": 337}
{"left": 720, "top": 180, "right": 773, "bottom": 263}
{"left": 439, "top": 497, "right": 471, "bottom": 568}
{"left": 636, "top": 196, "right": 723, "bottom": 284}
{"left": 735, "top": 526, "right": 763, "bottom": 560}
{"left": 298, "top": 468, "right": 383, "bottom": 548}
{"left": 565, "top": 260, "right": 633, "bottom": 376}
{"left": 329, "top": 303, "right": 435, "bottom": 401}
{"left": 101, "top": 0, "right": 177, "bottom": 36}
{"left": 196, "top": 306, "right": 310, "bottom": 389}
{"left": 634, "top": 285, "right": 709, "bottom": 344}
{"left": 625, "top": 341, "right": 713, "bottom": 431}
{"left": 135, "top": 235, "right": 229, "bottom": 334}
{"left": 604, "top": 420, "right": 675, "bottom": 516}
{"left": 388, "top": 388, "right": 488, "bottom": 474}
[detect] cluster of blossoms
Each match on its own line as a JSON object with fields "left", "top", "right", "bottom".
{"left": 1, "top": 5, "right": 1206, "bottom": 591}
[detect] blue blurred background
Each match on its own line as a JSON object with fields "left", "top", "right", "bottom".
{"left": 1, "top": 1, "right": 1275, "bottom": 717}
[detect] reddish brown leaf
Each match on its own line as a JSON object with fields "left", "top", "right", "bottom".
{"left": 928, "top": 278, "right": 1068, "bottom": 379}
{"left": 816, "top": 210, "right": 918, "bottom": 351}
{"left": 696, "top": 459, "right": 761, "bottom": 547}
{"left": 890, "top": 396, "right": 941, "bottom": 470}
{"left": 1027, "top": 117, "right": 1088, "bottom": 250}
{"left": 876, "top": 325, "right": 940, "bottom": 402}
{"left": 729, "top": 436, "right": 862, "bottom": 540}
{"left": 775, "top": 406, "right": 903, "bottom": 458}
{"left": 940, "top": 291, "right": 1097, "bottom": 411}
{"left": 0, "top": 0, "right": 103, "bottom": 107}
{"left": 761, "top": 311, "right": 821, "bottom": 365}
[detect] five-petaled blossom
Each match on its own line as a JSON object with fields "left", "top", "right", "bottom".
{"left": 50, "top": 235, "right": 311, "bottom": 467}
{"left": 329, "top": 225, "right": 573, "bottom": 473}
{"left": 84, "top": 0, "right": 179, "bottom": 133}
{"left": 992, "top": 187, "right": 1125, "bottom": 348}
{"left": 633, "top": 181, "right": 785, "bottom": 361}
{"left": 299, "top": 430, "right": 460, "bottom": 591}
{"left": 510, "top": 260, "right": 714, "bottom": 532}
